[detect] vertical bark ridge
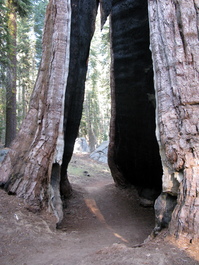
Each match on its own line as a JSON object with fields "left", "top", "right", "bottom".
{"left": 193, "top": 0, "right": 199, "bottom": 39}
{"left": 148, "top": 0, "right": 199, "bottom": 240}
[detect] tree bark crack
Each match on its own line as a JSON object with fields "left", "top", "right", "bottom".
{"left": 174, "top": 1, "right": 187, "bottom": 56}
{"left": 193, "top": 0, "right": 199, "bottom": 40}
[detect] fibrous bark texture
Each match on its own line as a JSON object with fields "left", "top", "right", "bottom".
{"left": 0, "top": 0, "right": 71, "bottom": 213}
{"left": 148, "top": 0, "right": 199, "bottom": 240}
{"left": 109, "top": 0, "right": 162, "bottom": 199}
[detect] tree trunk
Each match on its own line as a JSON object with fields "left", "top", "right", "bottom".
{"left": 5, "top": 0, "right": 17, "bottom": 147}
{"left": 2, "top": 0, "right": 198, "bottom": 240}
{"left": 148, "top": 0, "right": 199, "bottom": 240}
{"left": 0, "top": 0, "right": 99, "bottom": 225}
{"left": 60, "top": 0, "right": 99, "bottom": 198}
{"left": 0, "top": 0, "right": 71, "bottom": 217}
{"left": 108, "top": 20, "right": 126, "bottom": 187}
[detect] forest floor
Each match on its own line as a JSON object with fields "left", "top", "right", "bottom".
{"left": 0, "top": 153, "right": 199, "bottom": 265}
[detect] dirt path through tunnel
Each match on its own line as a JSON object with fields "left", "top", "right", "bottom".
{"left": 61, "top": 154, "right": 155, "bottom": 248}
{"left": 0, "top": 153, "right": 198, "bottom": 264}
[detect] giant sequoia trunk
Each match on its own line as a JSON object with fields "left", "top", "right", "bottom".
{"left": 0, "top": 0, "right": 99, "bottom": 225}
{"left": 148, "top": 0, "right": 199, "bottom": 240}
{"left": 0, "top": 0, "right": 72, "bottom": 219}
{"left": 0, "top": 0, "right": 199, "bottom": 241}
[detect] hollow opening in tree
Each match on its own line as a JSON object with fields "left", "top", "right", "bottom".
{"left": 65, "top": 2, "right": 163, "bottom": 210}
{"left": 0, "top": 0, "right": 163, "bottom": 233}
{"left": 78, "top": 13, "right": 111, "bottom": 153}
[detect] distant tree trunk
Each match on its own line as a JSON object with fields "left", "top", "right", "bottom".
{"left": 88, "top": 126, "right": 96, "bottom": 152}
{"left": 5, "top": 0, "right": 17, "bottom": 147}
{"left": 0, "top": 0, "right": 71, "bottom": 215}
{"left": 148, "top": 0, "right": 199, "bottom": 240}
{"left": 85, "top": 92, "right": 97, "bottom": 152}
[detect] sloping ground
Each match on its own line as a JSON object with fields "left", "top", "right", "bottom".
{"left": 0, "top": 154, "right": 198, "bottom": 265}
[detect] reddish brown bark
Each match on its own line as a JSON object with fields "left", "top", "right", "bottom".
{"left": 148, "top": 0, "right": 199, "bottom": 240}
{"left": 0, "top": 0, "right": 71, "bottom": 215}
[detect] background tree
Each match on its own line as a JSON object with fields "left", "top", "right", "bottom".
{"left": 5, "top": 0, "right": 31, "bottom": 147}
{"left": 33, "top": 0, "right": 48, "bottom": 67}
{"left": 5, "top": 0, "right": 17, "bottom": 147}
{"left": 0, "top": 0, "right": 47, "bottom": 145}
{"left": 0, "top": 0, "right": 8, "bottom": 143}
{"left": 17, "top": 16, "right": 35, "bottom": 125}
{"left": 16, "top": 0, "right": 48, "bottom": 127}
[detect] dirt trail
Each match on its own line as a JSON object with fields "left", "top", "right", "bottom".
{"left": 0, "top": 154, "right": 198, "bottom": 265}
{"left": 61, "top": 154, "right": 155, "bottom": 247}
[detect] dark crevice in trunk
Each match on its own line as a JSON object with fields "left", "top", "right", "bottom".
{"left": 109, "top": 0, "right": 162, "bottom": 201}
{"left": 60, "top": 0, "right": 99, "bottom": 198}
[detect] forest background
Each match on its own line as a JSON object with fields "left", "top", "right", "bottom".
{"left": 0, "top": 0, "right": 110, "bottom": 150}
